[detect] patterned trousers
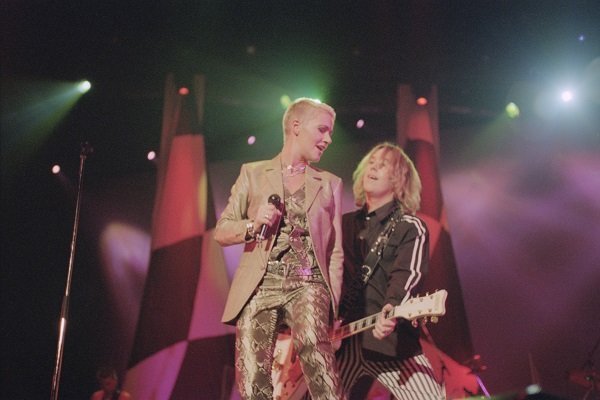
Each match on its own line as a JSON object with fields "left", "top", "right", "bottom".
{"left": 337, "top": 336, "right": 445, "bottom": 400}
{"left": 235, "top": 271, "right": 346, "bottom": 400}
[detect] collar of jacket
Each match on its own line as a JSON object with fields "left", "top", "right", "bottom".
{"left": 361, "top": 200, "right": 400, "bottom": 224}
{"left": 262, "top": 154, "right": 325, "bottom": 212}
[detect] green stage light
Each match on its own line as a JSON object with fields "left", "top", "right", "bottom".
{"left": 280, "top": 95, "right": 291, "bottom": 109}
{"left": 505, "top": 102, "right": 520, "bottom": 119}
{"left": 2, "top": 78, "right": 93, "bottom": 179}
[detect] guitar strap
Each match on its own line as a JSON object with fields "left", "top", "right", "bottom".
{"left": 340, "top": 206, "right": 402, "bottom": 318}
{"left": 360, "top": 209, "right": 400, "bottom": 282}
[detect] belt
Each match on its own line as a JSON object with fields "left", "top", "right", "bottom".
{"left": 266, "top": 261, "right": 320, "bottom": 277}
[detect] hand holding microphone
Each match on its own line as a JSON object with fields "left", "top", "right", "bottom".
{"left": 257, "top": 194, "right": 282, "bottom": 242}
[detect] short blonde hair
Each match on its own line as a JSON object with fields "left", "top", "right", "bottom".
{"left": 352, "top": 142, "right": 422, "bottom": 215}
{"left": 282, "top": 98, "right": 336, "bottom": 141}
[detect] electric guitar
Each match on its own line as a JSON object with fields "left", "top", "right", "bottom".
{"left": 271, "top": 289, "right": 448, "bottom": 400}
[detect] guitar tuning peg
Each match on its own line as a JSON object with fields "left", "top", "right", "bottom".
{"left": 430, "top": 316, "right": 439, "bottom": 324}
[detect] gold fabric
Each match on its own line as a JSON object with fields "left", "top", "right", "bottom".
{"left": 235, "top": 186, "right": 345, "bottom": 400}
{"left": 269, "top": 185, "right": 317, "bottom": 272}
{"left": 235, "top": 272, "right": 345, "bottom": 400}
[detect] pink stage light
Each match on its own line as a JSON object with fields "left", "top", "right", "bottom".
{"left": 51, "top": 164, "right": 61, "bottom": 174}
{"left": 178, "top": 87, "right": 189, "bottom": 96}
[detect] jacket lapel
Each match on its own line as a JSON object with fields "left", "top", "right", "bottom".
{"left": 305, "top": 166, "right": 323, "bottom": 212}
{"left": 265, "top": 155, "right": 284, "bottom": 198}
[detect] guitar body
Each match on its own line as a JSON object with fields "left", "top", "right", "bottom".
{"left": 271, "top": 290, "right": 447, "bottom": 400}
{"left": 272, "top": 332, "right": 308, "bottom": 400}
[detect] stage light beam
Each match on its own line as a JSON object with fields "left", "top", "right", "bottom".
{"left": 3, "top": 78, "right": 96, "bottom": 177}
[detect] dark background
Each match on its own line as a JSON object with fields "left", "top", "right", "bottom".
{"left": 3, "top": 1, "right": 600, "bottom": 399}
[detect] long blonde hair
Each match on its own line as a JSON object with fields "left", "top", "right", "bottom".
{"left": 352, "top": 142, "right": 422, "bottom": 215}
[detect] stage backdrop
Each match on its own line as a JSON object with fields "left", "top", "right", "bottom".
{"left": 124, "top": 74, "right": 236, "bottom": 400}
{"left": 397, "top": 84, "right": 479, "bottom": 398}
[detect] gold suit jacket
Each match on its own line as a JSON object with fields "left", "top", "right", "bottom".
{"left": 215, "top": 155, "right": 344, "bottom": 325}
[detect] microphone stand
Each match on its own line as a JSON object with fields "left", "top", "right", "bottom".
{"left": 581, "top": 335, "right": 600, "bottom": 400}
{"left": 50, "top": 142, "right": 93, "bottom": 400}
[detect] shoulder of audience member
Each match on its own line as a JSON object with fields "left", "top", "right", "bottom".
{"left": 119, "top": 391, "right": 132, "bottom": 400}
{"left": 90, "top": 391, "right": 102, "bottom": 400}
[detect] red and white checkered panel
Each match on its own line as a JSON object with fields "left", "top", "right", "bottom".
{"left": 125, "top": 77, "right": 235, "bottom": 399}
{"left": 397, "top": 85, "right": 477, "bottom": 397}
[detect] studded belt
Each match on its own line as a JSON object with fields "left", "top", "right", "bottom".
{"left": 266, "top": 261, "right": 320, "bottom": 277}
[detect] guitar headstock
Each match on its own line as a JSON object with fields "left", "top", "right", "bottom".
{"left": 391, "top": 289, "right": 447, "bottom": 322}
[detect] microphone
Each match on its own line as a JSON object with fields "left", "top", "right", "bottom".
{"left": 258, "top": 194, "right": 281, "bottom": 242}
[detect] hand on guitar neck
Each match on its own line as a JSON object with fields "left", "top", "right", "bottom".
{"left": 372, "top": 303, "right": 397, "bottom": 340}
{"left": 331, "top": 289, "right": 447, "bottom": 350}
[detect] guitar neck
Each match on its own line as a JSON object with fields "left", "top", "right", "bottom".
{"left": 330, "top": 312, "right": 381, "bottom": 341}
{"left": 329, "top": 290, "right": 448, "bottom": 342}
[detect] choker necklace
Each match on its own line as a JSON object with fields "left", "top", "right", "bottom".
{"left": 282, "top": 163, "right": 307, "bottom": 177}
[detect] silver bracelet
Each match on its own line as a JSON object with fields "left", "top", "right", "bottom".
{"left": 245, "top": 220, "right": 256, "bottom": 241}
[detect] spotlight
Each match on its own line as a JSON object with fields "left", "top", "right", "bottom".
{"left": 247, "top": 135, "right": 256, "bottom": 145}
{"left": 560, "top": 90, "right": 574, "bottom": 103}
{"left": 179, "top": 87, "right": 189, "bottom": 96}
{"left": 356, "top": 119, "right": 365, "bottom": 129}
{"left": 147, "top": 151, "right": 156, "bottom": 161}
{"left": 280, "top": 95, "right": 292, "bottom": 109}
{"left": 51, "top": 164, "right": 61, "bottom": 174}
{"left": 505, "top": 102, "right": 520, "bottom": 118}
{"left": 525, "top": 384, "right": 542, "bottom": 395}
{"left": 416, "top": 97, "right": 428, "bottom": 106}
{"left": 77, "top": 80, "right": 91, "bottom": 93}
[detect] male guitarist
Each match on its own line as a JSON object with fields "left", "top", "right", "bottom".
{"left": 337, "top": 142, "right": 445, "bottom": 399}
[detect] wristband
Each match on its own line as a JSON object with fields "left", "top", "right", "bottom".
{"left": 245, "top": 220, "right": 256, "bottom": 241}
